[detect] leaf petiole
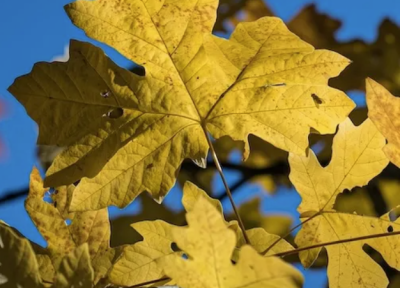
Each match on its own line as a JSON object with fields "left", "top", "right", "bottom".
{"left": 202, "top": 125, "right": 250, "bottom": 244}
{"left": 262, "top": 212, "right": 320, "bottom": 255}
{"left": 270, "top": 230, "right": 400, "bottom": 258}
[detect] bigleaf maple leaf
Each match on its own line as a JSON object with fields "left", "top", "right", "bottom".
{"left": 158, "top": 197, "right": 303, "bottom": 288}
{"left": 8, "top": 0, "right": 354, "bottom": 211}
{"left": 110, "top": 181, "right": 293, "bottom": 286}
{"left": 366, "top": 78, "right": 400, "bottom": 168}
{"left": 289, "top": 117, "right": 396, "bottom": 288}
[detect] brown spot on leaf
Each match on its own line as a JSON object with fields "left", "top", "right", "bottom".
{"left": 311, "top": 93, "right": 323, "bottom": 106}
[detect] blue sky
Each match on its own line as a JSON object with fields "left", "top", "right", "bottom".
{"left": 1, "top": 1, "right": 400, "bottom": 287}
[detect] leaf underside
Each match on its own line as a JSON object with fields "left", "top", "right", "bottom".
{"left": 8, "top": 0, "right": 354, "bottom": 211}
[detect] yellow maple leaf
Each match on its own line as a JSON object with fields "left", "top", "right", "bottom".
{"left": 0, "top": 221, "right": 43, "bottom": 288}
{"left": 109, "top": 220, "right": 176, "bottom": 286}
{"left": 109, "top": 181, "right": 234, "bottom": 287}
{"left": 9, "top": 0, "right": 354, "bottom": 211}
{"left": 366, "top": 78, "right": 400, "bottom": 168}
{"left": 289, "top": 117, "right": 394, "bottom": 288}
{"left": 158, "top": 197, "right": 303, "bottom": 288}
{"left": 182, "top": 181, "right": 244, "bottom": 243}
{"left": 182, "top": 182, "right": 293, "bottom": 253}
{"left": 25, "top": 168, "right": 121, "bottom": 284}
{"left": 289, "top": 118, "right": 388, "bottom": 216}
{"left": 110, "top": 181, "right": 292, "bottom": 286}
{"left": 296, "top": 210, "right": 400, "bottom": 288}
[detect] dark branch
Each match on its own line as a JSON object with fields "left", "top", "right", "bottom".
{"left": 0, "top": 188, "right": 28, "bottom": 204}
{"left": 0, "top": 161, "right": 398, "bottom": 206}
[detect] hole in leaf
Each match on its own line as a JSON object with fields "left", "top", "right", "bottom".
{"left": 54, "top": 201, "right": 57, "bottom": 208}
{"left": 43, "top": 188, "right": 54, "bottom": 204}
{"left": 388, "top": 225, "right": 394, "bottom": 233}
{"left": 171, "top": 242, "right": 180, "bottom": 252}
{"left": 104, "top": 108, "right": 124, "bottom": 119}
{"left": 65, "top": 219, "right": 72, "bottom": 226}
{"left": 100, "top": 90, "right": 111, "bottom": 98}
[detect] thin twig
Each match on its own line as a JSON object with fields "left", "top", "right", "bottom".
{"left": 262, "top": 212, "right": 320, "bottom": 254}
{"left": 3, "top": 161, "right": 399, "bottom": 207}
{"left": 217, "top": 176, "right": 250, "bottom": 201}
{"left": 127, "top": 277, "right": 170, "bottom": 288}
{"left": 0, "top": 188, "right": 28, "bottom": 204}
{"left": 203, "top": 128, "right": 250, "bottom": 244}
{"left": 270, "top": 230, "right": 400, "bottom": 258}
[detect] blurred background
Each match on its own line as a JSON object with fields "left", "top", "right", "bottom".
{"left": 2, "top": 0, "right": 400, "bottom": 287}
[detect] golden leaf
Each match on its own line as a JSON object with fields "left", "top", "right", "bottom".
{"left": 109, "top": 220, "right": 176, "bottom": 286}
{"left": 158, "top": 197, "right": 303, "bottom": 288}
{"left": 181, "top": 182, "right": 243, "bottom": 246}
{"left": 289, "top": 118, "right": 388, "bottom": 215}
{"left": 366, "top": 78, "right": 400, "bottom": 168}
{"left": 110, "top": 181, "right": 292, "bottom": 286}
{"left": 9, "top": 0, "right": 354, "bottom": 211}
{"left": 109, "top": 181, "right": 233, "bottom": 287}
{"left": 224, "top": 3, "right": 400, "bottom": 96}
{"left": 289, "top": 117, "right": 394, "bottom": 287}
{"left": 296, "top": 211, "right": 400, "bottom": 288}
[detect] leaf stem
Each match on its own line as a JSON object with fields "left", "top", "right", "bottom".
{"left": 203, "top": 127, "right": 250, "bottom": 244}
{"left": 262, "top": 212, "right": 319, "bottom": 254}
{"left": 123, "top": 231, "right": 400, "bottom": 287}
{"left": 127, "top": 277, "right": 170, "bottom": 288}
{"left": 270, "top": 230, "right": 400, "bottom": 258}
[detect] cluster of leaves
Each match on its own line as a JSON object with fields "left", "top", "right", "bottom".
{"left": 169, "top": 0, "right": 400, "bottom": 204}
{"left": 3, "top": 0, "right": 400, "bottom": 287}
{"left": 181, "top": 0, "right": 400, "bottom": 199}
{"left": 216, "top": 0, "right": 400, "bottom": 95}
